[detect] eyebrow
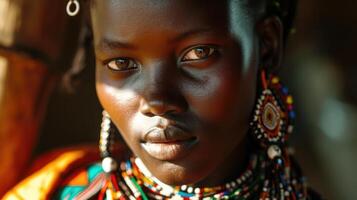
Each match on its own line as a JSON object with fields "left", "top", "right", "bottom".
{"left": 96, "top": 38, "right": 137, "bottom": 53}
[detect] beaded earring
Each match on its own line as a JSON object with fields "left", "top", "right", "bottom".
{"left": 100, "top": 111, "right": 118, "bottom": 173}
{"left": 250, "top": 70, "right": 295, "bottom": 155}
{"left": 249, "top": 70, "right": 307, "bottom": 199}
{"left": 99, "top": 111, "right": 123, "bottom": 199}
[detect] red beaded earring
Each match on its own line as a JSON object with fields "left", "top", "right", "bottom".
{"left": 249, "top": 71, "right": 309, "bottom": 199}
{"left": 250, "top": 70, "right": 295, "bottom": 155}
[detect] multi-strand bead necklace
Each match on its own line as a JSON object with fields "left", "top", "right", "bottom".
{"left": 119, "top": 155, "right": 262, "bottom": 199}
{"left": 95, "top": 150, "right": 308, "bottom": 200}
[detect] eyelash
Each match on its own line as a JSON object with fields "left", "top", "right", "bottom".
{"left": 105, "top": 45, "right": 218, "bottom": 72}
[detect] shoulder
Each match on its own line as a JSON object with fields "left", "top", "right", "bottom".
{"left": 54, "top": 163, "right": 105, "bottom": 200}
{"left": 2, "top": 145, "right": 100, "bottom": 200}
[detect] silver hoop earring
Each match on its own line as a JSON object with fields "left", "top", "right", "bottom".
{"left": 66, "top": 0, "right": 80, "bottom": 17}
{"left": 99, "top": 111, "right": 118, "bottom": 174}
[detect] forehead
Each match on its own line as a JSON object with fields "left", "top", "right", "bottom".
{"left": 90, "top": 0, "right": 236, "bottom": 40}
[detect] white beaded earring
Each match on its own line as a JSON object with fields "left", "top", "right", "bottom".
{"left": 99, "top": 111, "right": 118, "bottom": 174}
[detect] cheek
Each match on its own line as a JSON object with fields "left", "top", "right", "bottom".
{"left": 96, "top": 64, "right": 138, "bottom": 116}
{"left": 96, "top": 70, "right": 141, "bottom": 140}
{"left": 185, "top": 63, "right": 257, "bottom": 125}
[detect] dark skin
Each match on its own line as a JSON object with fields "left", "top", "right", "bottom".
{"left": 91, "top": 0, "right": 282, "bottom": 186}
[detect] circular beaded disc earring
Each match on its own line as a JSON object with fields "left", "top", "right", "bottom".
{"left": 250, "top": 70, "right": 295, "bottom": 152}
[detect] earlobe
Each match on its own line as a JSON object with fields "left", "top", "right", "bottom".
{"left": 257, "top": 16, "right": 283, "bottom": 72}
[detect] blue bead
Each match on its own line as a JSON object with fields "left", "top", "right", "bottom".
{"left": 126, "top": 160, "right": 132, "bottom": 169}
{"left": 289, "top": 111, "right": 296, "bottom": 119}
{"left": 282, "top": 87, "right": 289, "bottom": 95}
{"left": 178, "top": 191, "right": 194, "bottom": 197}
{"left": 277, "top": 158, "right": 283, "bottom": 165}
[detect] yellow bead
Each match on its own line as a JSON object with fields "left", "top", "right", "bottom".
{"left": 272, "top": 77, "right": 279, "bottom": 84}
{"left": 287, "top": 96, "right": 293, "bottom": 104}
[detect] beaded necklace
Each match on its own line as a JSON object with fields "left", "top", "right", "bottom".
{"left": 94, "top": 149, "right": 308, "bottom": 200}
{"left": 119, "top": 155, "right": 264, "bottom": 200}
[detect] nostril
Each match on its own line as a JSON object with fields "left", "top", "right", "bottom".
{"left": 149, "top": 101, "right": 168, "bottom": 116}
{"left": 139, "top": 99, "right": 185, "bottom": 117}
{"left": 139, "top": 100, "right": 155, "bottom": 117}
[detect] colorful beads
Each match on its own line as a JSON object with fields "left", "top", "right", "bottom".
{"left": 121, "top": 156, "right": 261, "bottom": 199}
{"left": 94, "top": 150, "right": 308, "bottom": 200}
{"left": 251, "top": 88, "right": 284, "bottom": 144}
{"left": 250, "top": 74, "right": 295, "bottom": 147}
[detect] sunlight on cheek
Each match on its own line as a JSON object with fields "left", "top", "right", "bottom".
{"left": 97, "top": 83, "right": 139, "bottom": 112}
{"left": 131, "top": 114, "right": 165, "bottom": 137}
{"left": 130, "top": 113, "right": 152, "bottom": 137}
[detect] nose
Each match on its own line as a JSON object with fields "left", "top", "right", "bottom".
{"left": 140, "top": 99, "right": 186, "bottom": 117}
{"left": 139, "top": 60, "right": 188, "bottom": 117}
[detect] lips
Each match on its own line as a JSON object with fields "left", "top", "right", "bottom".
{"left": 141, "top": 125, "right": 197, "bottom": 161}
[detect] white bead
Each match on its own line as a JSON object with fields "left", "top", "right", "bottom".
{"left": 102, "top": 157, "right": 118, "bottom": 173}
{"left": 288, "top": 125, "right": 294, "bottom": 133}
{"left": 187, "top": 187, "right": 193, "bottom": 193}
{"left": 267, "top": 145, "right": 282, "bottom": 159}
{"left": 181, "top": 185, "right": 188, "bottom": 191}
{"left": 231, "top": 181, "right": 236, "bottom": 187}
{"left": 101, "top": 131, "right": 110, "bottom": 137}
{"left": 106, "top": 189, "right": 114, "bottom": 200}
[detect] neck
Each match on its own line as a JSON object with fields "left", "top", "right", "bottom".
{"left": 193, "top": 136, "right": 252, "bottom": 187}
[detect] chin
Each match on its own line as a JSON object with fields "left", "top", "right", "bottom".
{"left": 135, "top": 142, "right": 220, "bottom": 186}
{"left": 146, "top": 158, "right": 210, "bottom": 186}
{"left": 155, "top": 167, "right": 202, "bottom": 186}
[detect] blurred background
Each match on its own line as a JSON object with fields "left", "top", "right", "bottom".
{"left": 0, "top": 0, "right": 356, "bottom": 199}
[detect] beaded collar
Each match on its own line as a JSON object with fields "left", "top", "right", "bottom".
{"left": 117, "top": 155, "right": 264, "bottom": 199}
{"left": 95, "top": 150, "right": 308, "bottom": 200}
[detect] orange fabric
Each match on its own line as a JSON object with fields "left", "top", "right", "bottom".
{"left": 65, "top": 171, "right": 89, "bottom": 186}
{"left": 2, "top": 146, "right": 99, "bottom": 200}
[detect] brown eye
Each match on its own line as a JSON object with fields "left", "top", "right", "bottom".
{"left": 182, "top": 46, "right": 216, "bottom": 61}
{"left": 106, "top": 58, "right": 138, "bottom": 71}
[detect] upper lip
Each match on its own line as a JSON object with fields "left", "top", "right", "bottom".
{"left": 143, "top": 123, "right": 196, "bottom": 143}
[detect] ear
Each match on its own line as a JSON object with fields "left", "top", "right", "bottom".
{"left": 256, "top": 16, "right": 283, "bottom": 72}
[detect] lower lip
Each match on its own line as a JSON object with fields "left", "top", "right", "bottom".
{"left": 141, "top": 140, "right": 197, "bottom": 161}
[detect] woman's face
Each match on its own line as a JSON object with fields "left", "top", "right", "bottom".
{"left": 93, "top": 0, "right": 263, "bottom": 186}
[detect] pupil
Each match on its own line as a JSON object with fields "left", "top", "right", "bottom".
{"left": 194, "top": 48, "right": 208, "bottom": 58}
{"left": 116, "top": 59, "right": 129, "bottom": 68}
